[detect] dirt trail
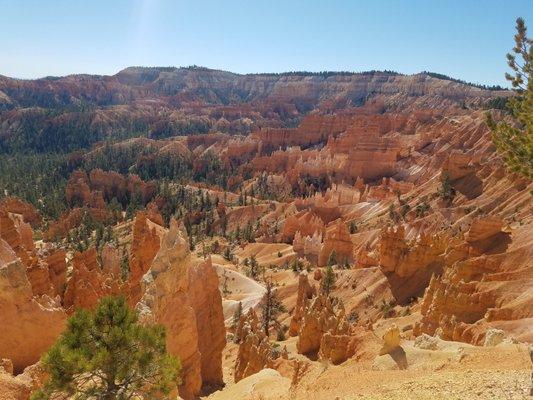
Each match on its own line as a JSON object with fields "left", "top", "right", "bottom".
{"left": 214, "top": 264, "right": 266, "bottom": 325}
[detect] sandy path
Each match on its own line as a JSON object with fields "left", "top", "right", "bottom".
{"left": 214, "top": 264, "right": 266, "bottom": 326}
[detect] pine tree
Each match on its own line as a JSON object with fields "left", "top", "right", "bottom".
{"left": 438, "top": 174, "right": 456, "bottom": 205}
{"left": 223, "top": 245, "right": 233, "bottom": 262}
{"left": 188, "top": 232, "right": 195, "bottom": 251}
{"left": 221, "top": 269, "right": 230, "bottom": 295}
{"left": 321, "top": 264, "right": 336, "bottom": 296}
{"left": 233, "top": 301, "right": 243, "bottom": 329}
{"left": 327, "top": 250, "right": 337, "bottom": 267}
{"left": 94, "top": 223, "right": 104, "bottom": 249}
{"left": 249, "top": 254, "right": 259, "bottom": 279}
{"left": 221, "top": 215, "right": 228, "bottom": 237}
{"left": 108, "top": 197, "right": 122, "bottom": 223}
{"left": 31, "top": 296, "right": 180, "bottom": 400}
{"left": 120, "top": 253, "right": 129, "bottom": 281}
{"left": 260, "top": 280, "right": 286, "bottom": 337}
{"left": 388, "top": 203, "right": 399, "bottom": 222}
{"left": 291, "top": 258, "right": 302, "bottom": 272}
{"left": 487, "top": 18, "right": 533, "bottom": 178}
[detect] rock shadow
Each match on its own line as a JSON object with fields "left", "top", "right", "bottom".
{"left": 201, "top": 382, "right": 226, "bottom": 397}
{"left": 469, "top": 232, "right": 512, "bottom": 255}
{"left": 302, "top": 350, "right": 319, "bottom": 361}
{"left": 454, "top": 173, "right": 483, "bottom": 200}
{"left": 385, "top": 261, "right": 444, "bottom": 306}
{"left": 389, "top": 346, "right": 408, "bottom": 370}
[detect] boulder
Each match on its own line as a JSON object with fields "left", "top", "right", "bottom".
{"left": 0, "top": 362, "right": 45, "bottom": 400}
{"left": 319, "top": 332, "right": 358, "bottom": 365}
{"left": 414, "top": 333, "right": 439, "bottom": 351}
{"left": 207, "top": 368, "right": 291, "bottom": 400}
{"left": 484, "top": 329, "right": 505, "bottom": 347}
{"left": 379, "top": 324, "right": 401, "bottom": 355}
{"left": 0, "top": 359, "right": 13, "bottom": 375}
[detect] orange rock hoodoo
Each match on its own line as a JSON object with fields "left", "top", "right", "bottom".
{"left": 281, "top": 211, "right": 324, "bottom": 243}
{"left": 234, "top": 309, "right": 287, "bottom": 382}
{"left": 378, "top": 225, "right": 447, "bottom": 278}
{"left": 289, "top": 272, "right": 316, "bottom": 336}
{"left": 127, "top": 211, "right": 163, "bottom": 304}
{"left": 317, "top": 219, "right": 353, "bottom": 267}
{"left": 63, "top": 248, "right": 120, "bottom": 311}
{"left": 296, "top": 293, "right": 358, "bottom": 364}
{"left": 136, "top": 220, "right": 225, "bottom": 399}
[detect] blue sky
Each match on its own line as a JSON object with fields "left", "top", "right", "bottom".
{"left": 0, "top": 0, "right": 532, "bottom": 86}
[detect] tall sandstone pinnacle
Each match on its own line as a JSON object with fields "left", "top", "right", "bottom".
{"left": 289, "top": 272, "right": 316, "bottom": 336}
{"left": 136, "top": 219, "right": 225, "bottom": 399}
{"left": 127, "top": 211, "right": 163, "bottom": 305}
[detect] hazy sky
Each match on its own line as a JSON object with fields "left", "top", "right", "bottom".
{"left": 1, "top": 0, "right": 532, "bottom": 86}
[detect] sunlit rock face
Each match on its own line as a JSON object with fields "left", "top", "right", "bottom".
{"left": 317, "top": 219, "right": 353, "bottom": 267}
{"left": 0, "top": 250, "right": 66, "bottom": 373}
{"left": 136, "top": 220, "right": 225, "bottom": 399}
{"left": 63, "top": 247, "right": 120, "bottom": 311}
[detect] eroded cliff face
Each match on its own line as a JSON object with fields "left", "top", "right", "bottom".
{"left": 415, "top": 222, "right": 533, "bottom": 344}
{"left": 63, "top": 247, "right": 120, "bottom": 311}
{"left": 0, "top": 362, "right": 45, "bottom": 400}
{"left": 0, "top": 199, "right": 227, "bottom": 398}
{"left": 0, "top": 198, "right": 41, "bottom": 227}
{"left": 0, "top": 250, "right": 66, "bottom": 373}
{"left": 0, "top": 68, "right": 505, "bottom": 111}
{"left": 240, "top": 105, "right": 532, "bottom": 348}
{"left": 0, "top": 67, "right": 510, "bottom": 157}
{"left": 65, "top": 169, "right": 157, "bottom": 210}
{"left": 0, "top": 206, "right": 68, "bottom": 374}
